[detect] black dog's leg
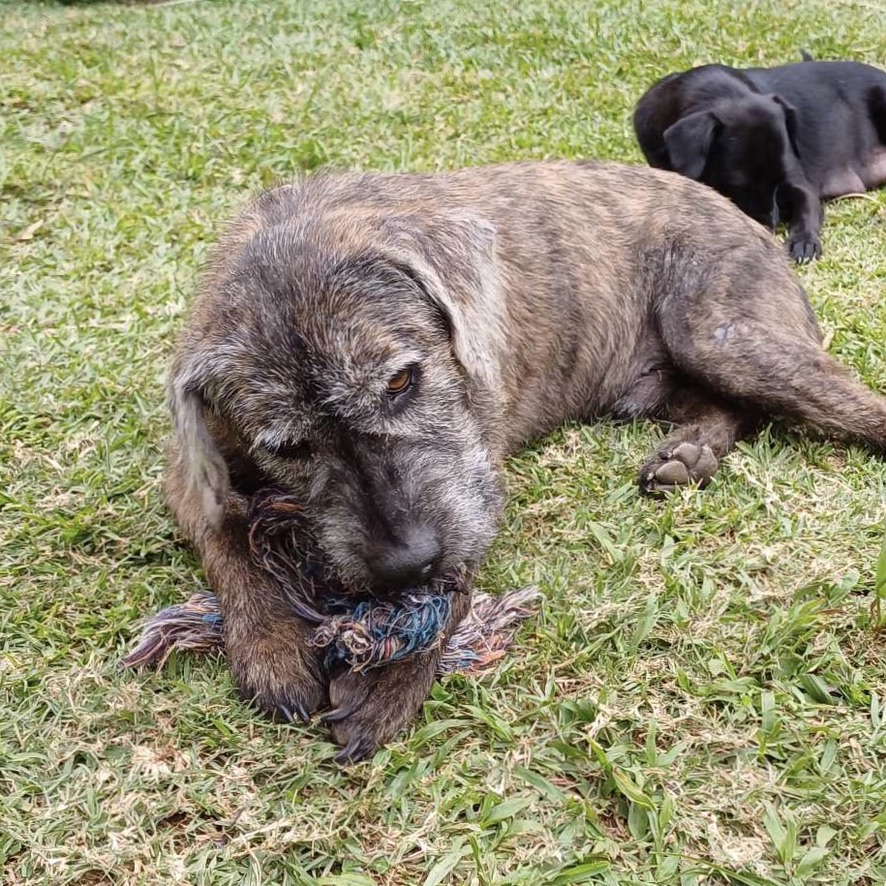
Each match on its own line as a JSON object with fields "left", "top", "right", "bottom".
{"left": 781, "top": 182, "right": 823, "bottom": 262}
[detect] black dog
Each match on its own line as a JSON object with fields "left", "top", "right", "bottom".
{"left": 633, "top": 59, "right": 886, "bottom": 262}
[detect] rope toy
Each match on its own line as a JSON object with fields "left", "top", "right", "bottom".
{"left": 122, "top": 488, "right": 540, "bottom": 676}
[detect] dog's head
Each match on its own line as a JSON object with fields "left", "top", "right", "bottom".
{"left": 663, "top": 93, "right": 801, "bottom": 228}
{"left": 170, "top": 186, "right": 507, "bottom": 593}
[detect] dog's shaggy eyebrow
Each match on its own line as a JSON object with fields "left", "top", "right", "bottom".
{"left": 251, "top": 420, "right": 315, "bottom": 451}
{"left": 316, "top": 346, "right": 425, "bottom": 400}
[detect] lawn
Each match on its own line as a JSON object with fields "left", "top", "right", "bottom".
{"left": 2, "top": 0, "right": 886, "bottom": 883}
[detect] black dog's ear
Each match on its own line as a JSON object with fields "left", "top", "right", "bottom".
{"left": 663, "top": 111, "right": 720, "bottom": 179}
{"left": 772, "top": 94, "right": 801, "bottom": 158}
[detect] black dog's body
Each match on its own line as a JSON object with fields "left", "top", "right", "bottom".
{"left": 634, "top": 60, "right": 886, "bottom": 261}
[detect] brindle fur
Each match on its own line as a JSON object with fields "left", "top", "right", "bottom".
{"left": 166, "top": 161, "right": 886, "bottom": 761}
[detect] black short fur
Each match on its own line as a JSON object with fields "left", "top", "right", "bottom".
{"left": 633, "top": 60, "right": 886, "bottom": 262}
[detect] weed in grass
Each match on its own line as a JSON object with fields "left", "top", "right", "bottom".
{"left": 874, "top": 534, "right": 886, "bottom": 629}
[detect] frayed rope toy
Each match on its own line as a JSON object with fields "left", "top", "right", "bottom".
{"left": 121, "top": 488, "right": 540, "bottom": 677}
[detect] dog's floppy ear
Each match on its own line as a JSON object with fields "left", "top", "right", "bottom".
{"left": 168, "top": 367, "right": 230, "bottom": 528}
{"left": 663, "top": 111, "right": 720, "bottom": 179}
{"left": 772, "top": 94, "right": 801, "bottom": 158}
{"left": 379, "top": 212, "right": 507, "bottom": 397}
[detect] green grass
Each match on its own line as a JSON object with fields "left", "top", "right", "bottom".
{"left": 2, "top": 0, "right": 886, "bottom": 883}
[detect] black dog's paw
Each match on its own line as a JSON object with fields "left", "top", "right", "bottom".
{"left": 322, "top": 663, "right": 434, "bottom": 764}
{"left": 639, "top": 441, "right": 719, "bottom": 495}
{"left": 787, "top": 232, "right": 821, "bottom": 263}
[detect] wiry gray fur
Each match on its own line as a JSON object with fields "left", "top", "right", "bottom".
{"left": 166, "top": 160, "right": 886, "bottom": 761}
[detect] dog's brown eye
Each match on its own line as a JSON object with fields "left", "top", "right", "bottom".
{"left": 386, "top": 367, "right": 414, "bottom": 396}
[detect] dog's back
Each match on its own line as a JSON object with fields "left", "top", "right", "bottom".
{"left": 743, "top": 59, "right": 886, "bottom": 102}
{"left": 746, "top": 61, "right": 886, "bottom": 183}
{"left": 633, "top": 64, "right": 755, "bottom": 168}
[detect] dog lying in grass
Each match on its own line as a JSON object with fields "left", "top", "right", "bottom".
{"left": 123, "top": 485, "right": 541, "bottom": 765}
{"left": 165, "top": 160, "right": 886, "bottom": 761}
{"left": 633, "top": 59, "right": 886, "bottom": 262}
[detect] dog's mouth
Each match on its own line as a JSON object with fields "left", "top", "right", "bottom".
{"left": 239, "top": 487, "right": 482, "bottom": 676}
{"left": 370, "top": 564, "right": 473, "bottom": 599}
{"left": 246, "top": 487, "right": 471, "bottom": 623}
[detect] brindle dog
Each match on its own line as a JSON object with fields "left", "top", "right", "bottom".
{"left": 166, "top": 161, "right": 886, "bottom": 761}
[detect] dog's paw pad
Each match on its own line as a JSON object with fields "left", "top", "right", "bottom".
{"left": 652, "top": 458, "right": 690, "bottom": 486}
{"left": 640, "top": 442, "right": 719, "bottom": 495}
{"left": 672, "top": 441, "right": 718, "bottom": 480}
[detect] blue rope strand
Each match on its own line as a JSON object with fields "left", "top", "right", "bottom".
{"left": 318, "top": 593, "right": 453, "bottom": 671}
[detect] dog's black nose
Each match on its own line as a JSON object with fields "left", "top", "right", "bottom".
{"left": 369, "top": 524, "right": 442, "bottom": 589}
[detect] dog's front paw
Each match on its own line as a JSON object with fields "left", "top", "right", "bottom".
{"left": 787, "top": 231, "right": 821, "bottom": 263}
{"left": 639, "top": 441, "right": 719, "bottom": 495}
{"left": 322, "top": 660, "right": 436, "bottom": 764}
{"left": 227, "top": 620, "right": 328, "bottom": 724}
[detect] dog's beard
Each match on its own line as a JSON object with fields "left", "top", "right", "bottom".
{"left": 306, "top": 441, "right": 504, "bottom": 596}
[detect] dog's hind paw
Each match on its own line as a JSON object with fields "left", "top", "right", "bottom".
{"left": 639, "top": 441, "right": 719, "bottom": 495}
{"left": 787, "top": 232, "right": 821, "bottom": 263}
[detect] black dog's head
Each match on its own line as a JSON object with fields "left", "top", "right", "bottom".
{"left": 663, "top": 93, "right": 801, "bottom": 228}
{"left": 169, "top": 188, "right": 507, "bottom": 595}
